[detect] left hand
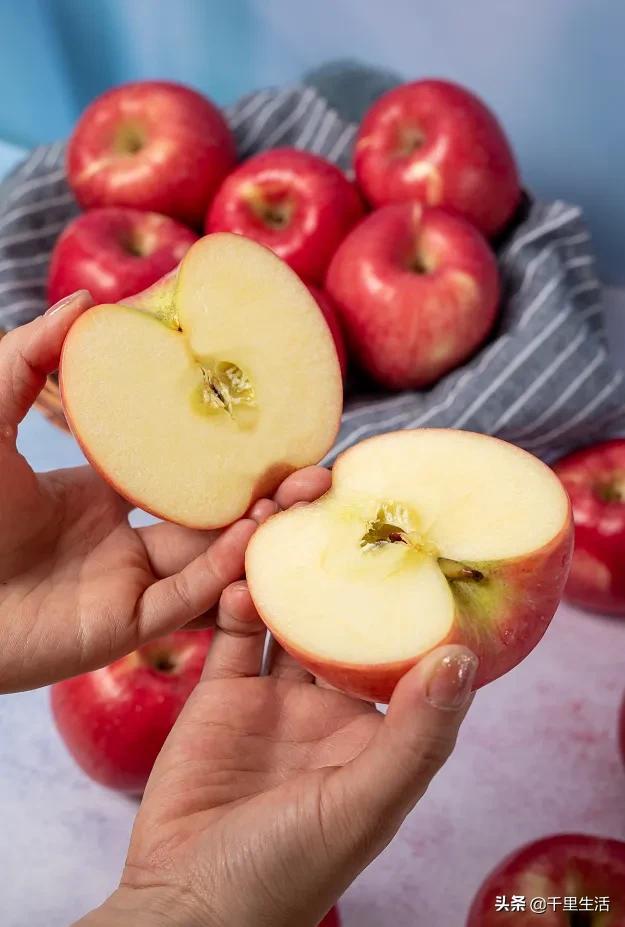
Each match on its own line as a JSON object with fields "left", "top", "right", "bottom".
{"left": 0, "top": 291, "right": 323, "bottom": 692}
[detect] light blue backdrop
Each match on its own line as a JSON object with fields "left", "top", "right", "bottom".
{"left": 0, "top": 0, "right": 623, "bottom": 281}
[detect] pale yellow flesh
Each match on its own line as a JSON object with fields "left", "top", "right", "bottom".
{"left": 246, "top": 429, "right": 570, "bottom": 665}
{"left": 61, "top": 234, "right": 342, "bottom": 527}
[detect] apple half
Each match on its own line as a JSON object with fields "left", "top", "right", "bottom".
{"left": 61, "top": 233, "right": 343, "bottom": 528}
{"left": 246, "top": 429, "right": 573, "bottom": 702}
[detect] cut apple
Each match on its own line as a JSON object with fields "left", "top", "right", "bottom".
{"left": 60, "top": 233, "right": 343, "bottom": 528}
{"left": 246, "top": 429, "right": 573, "bottom": 702}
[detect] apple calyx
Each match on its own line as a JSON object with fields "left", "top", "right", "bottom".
{"left": 114, "top": 121, "right": 146, "bottom": 156}
{"left": 244, "top": 184, "right": 295, "bottom": 230}
{"left": 594, "top": 478, "right": 625, "bottom": 503}
{"left": 397, "top": 124, "right": 426, "bottom": 156}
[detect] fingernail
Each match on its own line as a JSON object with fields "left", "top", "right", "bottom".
{"left": 45, "top": 289, "right": 90, "bottom": 317}
{"left": 425, "top": 649, "right": 479, "bottom": 711}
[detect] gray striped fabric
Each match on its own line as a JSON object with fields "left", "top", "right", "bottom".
{"left": 0, "top": 83, "right": 623, "bottom": 464}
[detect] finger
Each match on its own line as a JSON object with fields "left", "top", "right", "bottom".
{"left": 327, "top": 646, "right": 477, "bottom": 848}
{"left": 136, "top": 518, "right": 256, "bottom": 639}
{"left": 201, "top": 580, "right": 267, "bottom": 680}
{"left": 246, "top": 497, "right": 279, "bottom": 523}
{"left": 273, "top": 466, "right": 331, "bottom": 509}
{"left": 138, "top": 499, "right": 277, "bottom": 579}
{"left": 0, "top": 290, "right": 92, "bottom": 430}
{"left": 270, "top": 645, "right": 314, "bottom": 683}
{"left": 138, "top": 522, "right": 220, "bottom": 576}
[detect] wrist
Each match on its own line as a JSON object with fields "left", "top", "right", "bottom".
{"left": 74, "top": 885, "right": 214, "bottom": 927}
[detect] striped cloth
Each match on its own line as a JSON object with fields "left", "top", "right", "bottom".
{"left": 0, "top": 80, "right": 623, "bottom": 464}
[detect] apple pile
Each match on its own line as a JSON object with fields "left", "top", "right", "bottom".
{"left": 49, "top": 76, "right": 522, "bottom": 391}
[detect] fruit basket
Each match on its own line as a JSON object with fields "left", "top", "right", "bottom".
{"left": 0, "top": 63, "right": 623, "bottom": 463}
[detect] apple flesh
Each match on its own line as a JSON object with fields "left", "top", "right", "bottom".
{"left": 67, "top": 80, "right": 236, "bottom": 226}
{"left": 60, "top": 233, "right": 343, "bottom": 528}
{"left": 51, "top": 630, "right": 212, "bottom": 793}
{"left": 246, "top": 429, "right": 572, "bottom": 703}
{"left": 355, "top": 79, "right": 521, "bottom": 237}
{"left": 48, "top": 207, "right": 198, "bottom": 306}
{"left": 325, "top": 203, "right": 500, "bottom": 389}
{"left": 206, "top": 147, "right": 363, "bottom": 282}
{"left": 466, "top": 834, "right": 625, "bottom": 926}
{"left": 554, "top": 439, "right": 625, "bottom": 615}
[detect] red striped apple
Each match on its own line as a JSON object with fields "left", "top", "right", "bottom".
{"left": 466, "top": 834, "right": 625, "bottom": 925}
{"left": 51, "top": 630, "right": 212, "bottom": 793}
{"left": 246, "top": 429, "right": 573, "bottom": 703}
{"left": 48, "top": 207, "right": 198, "bottom": 306}
{"left": 68, "top": 81, "right": 236, "bottom": 226}
{"left": 60, "top": 233, "right": 343, "bottom": 528}
{"left": 206, "top": 148, "right": 363, "bottom": 282}
{"left": 325, "top": 203, "right": 500, "bottom": 390}
{"left": 554, "top": 439, "right": 625, "bottom": 615}
{"left": 355, "top": 79, "right": 521, "bottom": 237}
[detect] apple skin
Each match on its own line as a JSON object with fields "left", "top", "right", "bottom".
{"left": 318, "top": 908, "right": 340, "bottom": 927}
{"left": 620, "top": 692, "right": 625, "bottom": 772}
{"left": 355, "top": 79, "right": 521, "bottom": 237}
{"left": 50, "top": 630, "right": 212, "bottom": 793}
{"left": 248, "top": 431, "right": 573, "bottom": 704}
{"left": 206, "top": 148, "right": 363, "bottom": 283}
{"left": 307, "top": 285, "right": 348, "bottom": 381}
{"left": 48, "top": 207, "right": 198, "bottom": 307}
{"left": 553, "top": 439, "right": 625, "bottom": 616}
{"left": 325, "top": 202, "right": 500, "bottom": 390}
{"left": 67, "top": 80, "right": 236, "bottom": 226}
{"left": 466, "top": 834, "right": 625, "bottom": 926}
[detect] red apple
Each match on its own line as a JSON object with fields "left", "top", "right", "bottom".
{"left": 67, "top": 80, "right": 236, "bottom": 225}
{"left": 467, "top": 834, "right": 625, "bottom": 925}
{"left": 246, "top": 429, "right": 572, "bottom": 703}
{"left": 325, "top": 202, "right": 500, "bottom": 390}
{"left": 319, "top": 908, "right": 340, "bottom": 927}
{"left": 51, "top": 630, "right": 212, "bottom": 793}
{"left": 48, "top": 207, "right": 198, "bottom": 307}
{"left": 307, "top": 285, "right": 348, "bottom": 380}
{"left": 355, "top": 79, "right": 521, "bottom": 237}
{"left": 554, "top": 439, "right": 625, "bottom": 615}
{"left": 206, "top": 148, "right": 363, "bottom": 283}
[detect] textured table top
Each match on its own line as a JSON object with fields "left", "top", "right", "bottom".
{"left": 1, "top": 136, "right": 624, "bottom": 924}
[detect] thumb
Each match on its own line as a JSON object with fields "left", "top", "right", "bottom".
{"left": 0, "top": 289, "right": 92, "bottom": 431}
{"left": 328, "top": 645, "right": 477, "bottom": 853}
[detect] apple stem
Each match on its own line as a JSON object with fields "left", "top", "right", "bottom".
{"left": 438, "top": 558, "right": 484, "bottom": 582}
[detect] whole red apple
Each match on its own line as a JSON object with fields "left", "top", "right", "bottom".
{"left": 554, "top": 439, "right": 625, "bottom": 615}
{"left": 51, "top": 630, "right": 212, "bottom": 793}
{"left": 48, "top": 207, "right": 198, "bottom": 306}
{"left": 307, "top": 284, "right": 348, "bottom": 380}
{"left": 325, "top": 202, "right": 499, "bottom": 390}
{"left": 67, "top": 80, "right": 236, "bottom": 225}
{"left": 467, "top": 834, "right": 625, "bottom": 925}
{"left": 355, "top": 79, "right": 521, "bottom": 237}
{"left": 206, "top": 148, "right": 363, "bottom": 283}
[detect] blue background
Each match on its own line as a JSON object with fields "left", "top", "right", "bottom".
{"left": 0, "top": 0, "right": 623, "bottom": 281}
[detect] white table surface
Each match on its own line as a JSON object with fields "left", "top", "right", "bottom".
{"left": 1, "top": 140, "right": 625, "bottom": 925}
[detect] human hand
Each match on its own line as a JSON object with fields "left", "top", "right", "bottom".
{"left": 83, "top": 468, "right": 477, "bottom": 927}
{"left": 0, "top": 290, "right": 275, "bottom": 692}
